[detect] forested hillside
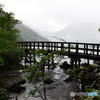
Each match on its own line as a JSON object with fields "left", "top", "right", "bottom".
{"left": 16, "top": 24, "right": 49, "bottom": 41}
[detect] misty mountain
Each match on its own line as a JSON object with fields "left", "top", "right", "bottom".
{"left": 16, "top": 24, "right": 49, "bottom": 41}
{"left": 51, "top": 23, "right": 100, "bottom": 43}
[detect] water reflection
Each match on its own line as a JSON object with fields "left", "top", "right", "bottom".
{"left": 53, "top": 67, "right": 63, "bottom": 79}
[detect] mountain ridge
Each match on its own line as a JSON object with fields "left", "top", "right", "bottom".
{"left": 51, "top": 23, "right": 100, "bottom": 43}
{"left": 16, "top": 24, "right": 49, "bottom": 41}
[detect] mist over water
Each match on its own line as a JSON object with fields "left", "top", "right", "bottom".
{"left": 45, "top": 23, "right": 100, "bottom": 43}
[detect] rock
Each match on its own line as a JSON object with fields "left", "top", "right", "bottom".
{"left": 64, "top": 76, "right": 72, "bottom": 82}
{"left": 18, "top": 78, "right": 26, "bottom": 85}
{"left": 93, "top": 61, "right": 100, "bottom": 65}
{"left": 60, "top": 61, "right": 70, "bottom": 70}
{"left": 80, "top": 63, "right": 90, "bottom": 67}
{"left": 6, "top": 77, "right": 26, "bottom": 93}
{"left": 44, "top": 77, "right": 53, "bottom": 84}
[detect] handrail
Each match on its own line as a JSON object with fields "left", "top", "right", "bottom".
{"left": 18, "top": 41, "right": 100, "bottom": 59}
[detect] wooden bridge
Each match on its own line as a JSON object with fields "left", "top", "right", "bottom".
{"left": 18, "top": 41, "right": 100, "bottom": 66}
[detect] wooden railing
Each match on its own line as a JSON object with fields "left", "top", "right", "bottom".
{"left": 18, "top": 41, "right": 100, "bottom": 65}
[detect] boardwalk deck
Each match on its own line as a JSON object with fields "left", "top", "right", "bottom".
{"left": 18, "top": 41, "right": 100, "bottom": 65}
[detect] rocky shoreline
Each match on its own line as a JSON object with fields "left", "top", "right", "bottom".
{"left": 9, "top": 67, "right": 79, "bottom": 100}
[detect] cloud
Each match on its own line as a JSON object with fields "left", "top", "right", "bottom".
{"left": 1, "top": 0, "right": 100, "bottom": 31}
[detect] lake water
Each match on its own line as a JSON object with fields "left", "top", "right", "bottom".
{"left": 20, "top": 54, "right": 94, "bottom": 67}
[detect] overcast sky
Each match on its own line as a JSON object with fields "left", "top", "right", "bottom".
{"left": 1, "top": 0, "right": 100, "bottom": 32}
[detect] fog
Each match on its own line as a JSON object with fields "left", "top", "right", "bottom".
{"left": 1, "top": 0, "right": 100, "bottom": 32}
{"left": 1, "top": 0, "right": 100, "bottom": 43}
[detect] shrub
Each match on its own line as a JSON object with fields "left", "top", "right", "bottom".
{"left": 44, "top": 77, "right": 53, "bottom": 84}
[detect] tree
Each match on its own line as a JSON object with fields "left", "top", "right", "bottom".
{"left": 98, "top": 28, "right": 100, "bottom": 32}
{"left": 0, "top": 4, "right": 25, "bottom": 69}
{"left": 24, "top": 48, "right": 67, "bottom": 100}
{"left": 67, "top": 65, "right": 100, "bottom": 91}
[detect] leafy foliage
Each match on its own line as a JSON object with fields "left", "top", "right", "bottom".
{"left": 0, "top": 4, "right": 25, "bottom": 69}
{"left": 0, "top": 90, "right": 12, "bottom": 100}
{"left": 67, "top": 64, "right": 100, "bottom": 92}
{"left": 24, "top": 48, "right": 68, "bottom": 100}
{"left": 24, "top": 49, "right": 50, "bottom": 100}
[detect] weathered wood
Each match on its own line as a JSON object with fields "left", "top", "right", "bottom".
{"left": 18, "top": 41, "right": 100, "bottom": 65}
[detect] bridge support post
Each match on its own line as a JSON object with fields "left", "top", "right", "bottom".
{"left": 29, "top": 52, "right": 31, "bottom": 65}
{"left": 25, "top": 58, "right": 27, "bottom": 65}
{"left": 75, "top": 58, "right": 81, "bottom": 68}
{"left": 70, "top": 58, "right": 81, "bottom": 69}
{"left": 78, "top": 58, "right": 81, "bottom": 67}
{"left": 52, "top": 55, "right": 55, "bottom": 68}
{"left": 25, "top": 55, "right": 27, "bottom": 66}
{"left": 48, "top": 58, "right": 50, "bottom": 69}
{"left": 75, "top": 59, "right": 77, "bottom": 68}
{"left": 70, "top": 58, "right": 74, "bottom": 69}
{"left": 34, "top": 54, "right": 35, "bottom": 61}
{"left": 87, "top": 58, "right": 90, "bottom": 65}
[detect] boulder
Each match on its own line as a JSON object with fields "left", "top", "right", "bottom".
{"left": 6, "top": 77, "right": 26, "bottom": 93}
{"left": 60, "top": 61, "right": 70, "bottom": 70}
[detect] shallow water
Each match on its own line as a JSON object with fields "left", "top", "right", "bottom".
{"left": 9, "top": 66, "right": 79, "bottom": 100}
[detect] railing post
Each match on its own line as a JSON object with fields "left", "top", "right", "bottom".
{"left": 84, "top": 44, "right": 85, "bottom": 54}
{"left": 51, "top": 43, "right": 53, "bottom": 51}
{"left": 54, "top": 43, "right": 56, "bottom": 51}
{"left": 97, "top": 45, "right": 99, "bottom": 58}
{"left": 61, "top": 43, "right": 64, "bottom": 49}
{"left": 76, "top": 43, "right": 78, "bottom": 55}
{"left": 93, "top": 44, "right": 94, "bottom": 55}
{"left": 57, "top": 43, "right": 58, "bottom": 50}
{"left": 30, "top": 42, "right": 31, "bottom": 49}
{"left": 42, "top": 42, "right": 44, "bottom": 49}
{"left": 48, "top": 42, "right": 50, "bottom": 50}
{"left": 68, "top": 43, "right": 70, "bottom": 56}
{"left": 34, "top": 42, "right": 35, "bottom": 50}
{"left": 86, "top": 44, "right": 88, "bottom": 55}
{"left": 38, "top": 42, "right": 39, "bottom": 49}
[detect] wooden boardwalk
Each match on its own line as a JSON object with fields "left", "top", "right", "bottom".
{"left": 18, "top": 41, "right": 100, "bottom": 65}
